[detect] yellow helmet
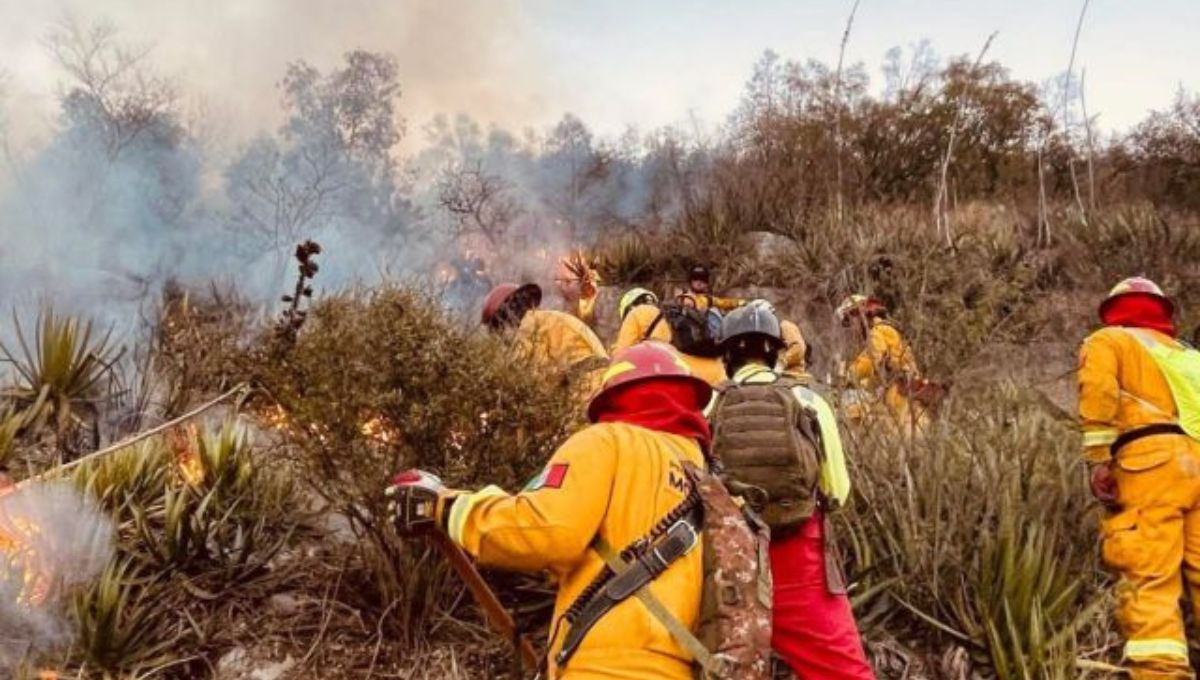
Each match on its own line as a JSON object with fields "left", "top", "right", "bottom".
{"left": 618, "top": 287, "right": 659, "bottom": 320}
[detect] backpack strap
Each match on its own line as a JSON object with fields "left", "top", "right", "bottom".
{"left": 554, "top": 505, "right": 704, "bottom": 670}
{"left": 591, "top": 535, "right": 726, "bottom": 678}
{"left": 643, "top": 310, "right": 666, "bottom": 342}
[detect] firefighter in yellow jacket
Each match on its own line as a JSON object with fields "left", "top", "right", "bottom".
{"left": 482, "top": 283, "right": 609, "bottom": 397}
{"left": 614, "top": 289, "right": 726, "bottom": 387}
{"left": 388, "top": 342, "right": 714, "bottom": 680}
{"left": 687, "top": 265, "right": 746, "bottom": 314}
{"left": 779, "top": 319, "right": 811, "bottom": 382}
{"left": 837, "top": 294, "right": 923, "bottom": 432}
{"left": 1081, "top": 277, "right": 1200, "bottom": 680}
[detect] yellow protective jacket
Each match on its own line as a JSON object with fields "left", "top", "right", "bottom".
{"left": 446, "top": 422, "right": 706, "bottom": 680}
{"left": 1078, "top": 326, "right": 1199, "bottom": 467}
{"left": 614, "top": 305, "right": 726, "bottom": 386}
{"left": 779, "top": 320, "right": 809, "bottom": 380}
{"left": 694, "top": 294, "right": 745, "bottom": 314}
{"left": 518, "top": 309, "right": 608, "bottom": 369}
{"left": 517, "top": 309, "right": 609, "bottom": 403}
{"left": 729, "top": 364, "right": 851, "bottom": 505}
{"left": 849, "top": 318, "right": 919, "bottom": 392}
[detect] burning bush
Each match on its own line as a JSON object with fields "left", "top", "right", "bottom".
{"left": 62, "top": 420, "right": 308, "bottom": 677}
{"left": 221, "top": 284, "right": 582, "bottom": 641}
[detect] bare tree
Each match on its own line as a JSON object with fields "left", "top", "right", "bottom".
{"left": 437, "top": 160, "right": 520, "bottom": 245}
{"left": 1080, "top": 69, "right": 1098, "bottom": 212}
{"left": 43, "top": 18, "right": 178, "bottom": 158}
{"left": 225, "top": 51, "right": 405, "bottom": 257}
{"left": 832, "top": 0, "right": 862, "bottom": 228}
{"left": 1060, "top": 0, "right": 1092, "bottom": 222}
{"left": 934, "top": 31, "right": 997, "bottom": 246}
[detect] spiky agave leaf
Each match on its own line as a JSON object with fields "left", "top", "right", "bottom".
{"left": 0, "top": 307, "right": 119, "bottom": 443}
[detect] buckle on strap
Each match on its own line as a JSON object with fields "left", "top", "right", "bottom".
{"left": 555, "top": 516, "right": 700, "bottom": 668}
{"left": 609, "top": 519, "right": 699, "bottom": 600}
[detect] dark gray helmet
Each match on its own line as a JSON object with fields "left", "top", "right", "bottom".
{"left": 719, "top": 301, "right": 783, "bottom": 348}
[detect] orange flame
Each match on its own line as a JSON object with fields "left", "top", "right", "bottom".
{"left": 0, "top": 515, "right": 53, "bottom": 606}
{"left": 360, "top": 415, "right": 399, "bottom": 445}
{"left": 166, "top": 424, "right": 204, "bottom": 488}
{"left": 258, "top": 405, "right": 291, "bottom": 431}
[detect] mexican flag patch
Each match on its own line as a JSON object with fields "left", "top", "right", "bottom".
{"left": 524, "top": 463, "right": 570, "bottom": 491}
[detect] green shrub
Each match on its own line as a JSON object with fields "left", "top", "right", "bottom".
{"left": 211, "top": 284, "right": 583, "bottom": 640}
{"left": 841, "top": 383, "right": 1109, "bottom": 677}
{"left": 0, "top": 307, "right": 119, "bottom": 455}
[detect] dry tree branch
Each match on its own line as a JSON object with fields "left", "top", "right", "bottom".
{"left": 832, "top": 0, "right": 862, "bottom": 229}
{"left": 933, "top": 31, "right": 997, "bottom": 247}
{"left": 1062, "top": 0, "right": 1092, "bottom": 222}
{"left": 1080, "top": 68, "right": 1098, "bottom": 212}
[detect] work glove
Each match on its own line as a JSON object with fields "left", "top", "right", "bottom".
{"left": 1089, "top": 462, "right": 1119, "bottom": 507}
{"left": 386, "top": 470, "right": 456, "bottom": 535}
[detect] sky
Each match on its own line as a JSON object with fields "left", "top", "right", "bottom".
{"left": 0, "top": 0, "right": 1196, "bottom": 148}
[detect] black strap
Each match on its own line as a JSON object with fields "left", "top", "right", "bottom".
{"left": 1111, "top": 423, "right": 1186, "bottom": 457}
{"left": 555, "top": 509, "right": 701, "bottom": 668}
{"left": 643, "top": 311, "right": 666, "bottom": 342}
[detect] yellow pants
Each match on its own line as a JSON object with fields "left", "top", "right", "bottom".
{"left": 1106, "top": 441, "right": 1200, "bottom": 679}
{"left": 842, "top": 387, "right": 928, "bottom": 439}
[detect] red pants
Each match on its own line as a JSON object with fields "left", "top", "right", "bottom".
{"left": 771, "top": 512, "right": 875, "bottom": 679}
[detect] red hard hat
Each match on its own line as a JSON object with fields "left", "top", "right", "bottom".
{"left": 1099, "top": 277, "right": 1174, "bottom": 322}
{"left": 481, "top": 283, "right": 542, "bottom": 325}
{"left": 586, "top": 341, "right": 712, "bottom": 423}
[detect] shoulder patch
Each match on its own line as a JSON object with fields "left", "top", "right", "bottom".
{"left": 524, "top": 463, "right": 570, "bottom": 491}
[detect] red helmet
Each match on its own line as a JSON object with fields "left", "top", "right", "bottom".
{"left": 481, "top": 283, "right": 542, "bottom": 326}
{"left": 586, "top": 342, "right": 712, "bottom": 423}
{"left": 1099, "top": 277, "right": 1174, "bottom": 322}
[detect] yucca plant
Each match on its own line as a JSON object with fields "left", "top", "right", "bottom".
{"left": 194, "top": 420, "right": 256, "bottom": 495}
{"left": 0, "top": 307, "right": 119, "bottom": 454}
{"left": 594, "top": 232, "right": 672, "bottom": 286}
{"left": 116, "top": 420, "right": 300, "bottom": 580}
{"left": 70, "top": 557, "right": 184, "bottom": 675}
{"left": 0, "top": 405, "right": 30, "bottom": 469}
{"left": 74, "top": 441, "right": 171, "bottom": 514}
{"left": 973, "top": 515, "right": 1101, "bottom": 679}
{"left": 842, "top": 383, "right": 1110, "bottom": 675}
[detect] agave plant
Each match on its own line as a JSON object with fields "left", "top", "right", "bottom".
{"left": 0, "top": 307, "right": 119, "bottom": 454}
{"left": 0, "top": 406, "right": 30, "bottom": 469}
{"left": 74, "top": 441, "right": 171, "bottom": 514}
{"left": 71, "top": 558, "right": 184, "bottom": 675}
{"left": 842, "top": 383, "right": 1110, "bottom": 676}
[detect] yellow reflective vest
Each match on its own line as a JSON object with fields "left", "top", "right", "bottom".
{"left": 1078, "top": 326, "right": 1200, "bottom": 466}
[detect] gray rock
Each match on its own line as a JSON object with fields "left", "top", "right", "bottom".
{"left": 251, "top": 656, "right": 296, "bottom": 680}
{"left": 268, "top": 594, "right": 301, "bottom": 616}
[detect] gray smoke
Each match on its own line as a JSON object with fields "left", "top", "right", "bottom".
{"left": 0, "top": 14, "right": 700, "bottom": 329}
{"left": 0, "top": 481, "right": 115, "bottom": 671}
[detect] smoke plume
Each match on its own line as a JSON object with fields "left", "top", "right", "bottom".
{"left": 0, "top": 481, "right": 116, "bottom": 671}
